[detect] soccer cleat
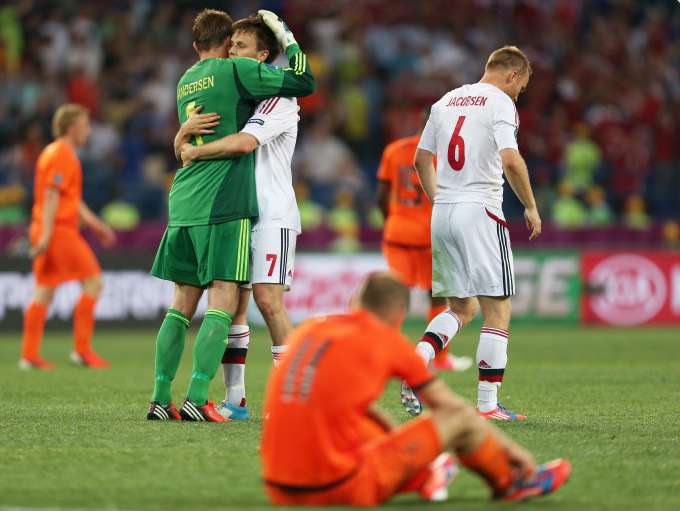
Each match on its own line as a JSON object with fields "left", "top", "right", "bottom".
{"left": 180, "top": 399, "right": 230, "bottom": 422}
{"left": 479, "top": 403, "right": 527, "bottom": 421}
{"left": 147, "top": 401, "right": 181, "bottom": 421}
{"left": 499, "top": 458, "right": 571, "bottom": 502}
{"left": 419, "top": 453, "right": 459, "bottom": 502}
{"left": 216, "top": 400, "right": 250, "bottom": 421}
{"left": 70, "top": 350, "right": 110, "bottom": 369}
{"left": 400, "top": 381, "right": 423, "bottom": 416}
{"left": 18, "top": 357, "right": 55, "bottom": 370}
{"left": 432, "top": 354, "right": 473, "bottom": 372}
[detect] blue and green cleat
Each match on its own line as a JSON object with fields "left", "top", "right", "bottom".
{"left": 216, "top": 399, "right": 250, "bottom": 421}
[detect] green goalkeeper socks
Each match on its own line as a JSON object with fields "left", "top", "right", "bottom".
{"left": 187, "top": 309, "right": 233, "bottom": 405}
{"left": 152, "top": 309, "right": 191, "bottom": 406}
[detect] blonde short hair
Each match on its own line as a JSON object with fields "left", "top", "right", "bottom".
{"left": 486, "top": 46, "right": 532, "bottom": 76}
{"left": 52, "top": 103, "right": 89, "bottom": 138}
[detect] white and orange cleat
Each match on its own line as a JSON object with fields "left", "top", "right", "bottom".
{"left": 479, "top": 404, "right": 527, "bottom": 421}
{"left": 70, "top": 350, "right": 110, "bottom": 369}
{"left": 419, "top": 453, "right": 459, "bottom": 502}
{"left": 19, "top": 356, "right": 56, "bottom": 370}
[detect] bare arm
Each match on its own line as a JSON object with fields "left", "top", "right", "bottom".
{"left": 179, "top": 133, "right": 259, "bottom": 167}
{"left": 30, "top": 188, "right": 59, "bottom": 258}
{"left": 414, "top": 148, "right": 436, "bottom": 203}
{"left": 500, "top": 148, "right": 541, "bottom": 240}
{"left": 377, "top": 181, "right": 390, "bottom": 218}
{"left": 172, "top": 107, "right": 221, "bottom": 160}
{"left": 80, "top": 201, "right": 116, "bottom": 247}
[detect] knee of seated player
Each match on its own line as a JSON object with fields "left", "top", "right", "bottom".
{"left": 430, "top": 402, "right": 482, "bottom": 451}
{"left": 253, "top": 285, "right": 284, "bottom": 320}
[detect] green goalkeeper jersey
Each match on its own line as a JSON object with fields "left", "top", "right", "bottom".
{"left": 169, "top": 44, "right": 314, "bottom": 227}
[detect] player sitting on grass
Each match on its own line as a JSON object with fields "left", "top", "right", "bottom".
{"left": 261, "top": 272, "right": 570, "bottom": 506}
{"left": 147, "top": 9, "right": 314, "bottom": 422}
{"left": 175, "top": 15, "right": 302, "bottom": 422}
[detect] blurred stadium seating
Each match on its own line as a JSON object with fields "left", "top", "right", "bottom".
{"left": 0, "top": 1, "right": 678, "bottom": 331}
{"left": 0, "top": 0, "right": 678, "bottom": 253}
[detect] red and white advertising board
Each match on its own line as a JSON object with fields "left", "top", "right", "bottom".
{"left": 582, "top": 252, "right": 680, "bottom": 326}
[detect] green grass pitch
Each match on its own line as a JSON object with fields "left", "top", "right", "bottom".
{"left": 1, "top": 322, "right": 679, "bottom": 511}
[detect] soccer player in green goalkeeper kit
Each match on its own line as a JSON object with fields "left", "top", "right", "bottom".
{"left": 146, "top": 9, "right": 314, "bottom": 422}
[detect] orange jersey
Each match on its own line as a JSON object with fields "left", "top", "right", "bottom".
{"left": 377, "top": 135, "right": 432, "bottom": 247}
{"left": 261, "top": 310, "right": 434, "bottom": 489}
{"left": 32, "top": 140, "right": 82, "bottom": 230}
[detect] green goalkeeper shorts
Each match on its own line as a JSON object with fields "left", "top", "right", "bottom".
{"left": 151, "top": 218, "right": 251, "bottom": 287}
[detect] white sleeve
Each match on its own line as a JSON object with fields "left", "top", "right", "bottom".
{"left": 241, "top": 97, "right": 299, "bottom": 146}
{"left": 493, "top": 95, "right": 519, "bottom": 152}
{"left": 417, "top": 106, "right": 437, "bottom": 153}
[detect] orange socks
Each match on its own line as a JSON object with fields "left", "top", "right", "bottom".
{"left": 21, "top": 302, "right": 48, "bottom": 360}
{"left": 74, "top": 294, "right": 97, "bottom": 354}
{"left": 458, "top": 433, "right": 513, "bottom": 495}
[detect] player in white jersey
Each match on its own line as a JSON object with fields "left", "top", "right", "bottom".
{"left": 174, "top": 17, "right": 300, "bottom": 420}
{"left": 401, "top": 46, "right": 542, "bottom": 421}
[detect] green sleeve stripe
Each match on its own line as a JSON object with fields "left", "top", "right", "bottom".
{"left": 166, "top": 310, "right": 190, "bottom": 327}
{"left": 205, "top": 309, "right": 233, "bottom": 322}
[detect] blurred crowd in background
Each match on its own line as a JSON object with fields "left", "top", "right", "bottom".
{"left": 0, "top": 0, "right": 678, "bottom": 251}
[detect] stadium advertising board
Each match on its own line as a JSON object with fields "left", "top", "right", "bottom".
{"left": 582, "top": 251, "right": 680, "bottom": 326}
{"left": 0, "top": 252, "right": 579, "bottom": 329}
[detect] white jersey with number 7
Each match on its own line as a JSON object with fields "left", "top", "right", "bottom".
{"left": 418, "top": 82, "right": 519, "bottom": 210}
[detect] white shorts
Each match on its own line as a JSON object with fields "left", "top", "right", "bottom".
{"left": 431, "top": 202, "right": 515, "bottom": 298}
{"left": 246, "top": 228, "right": 297, "bottom": 290}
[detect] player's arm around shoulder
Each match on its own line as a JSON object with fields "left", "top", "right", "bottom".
{"left": 180, "top": 133, "right": 259, "bottom": 167}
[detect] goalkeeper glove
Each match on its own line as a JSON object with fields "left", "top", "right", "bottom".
{"left": 258, "top": 10, "right": 298, "bottom": 50}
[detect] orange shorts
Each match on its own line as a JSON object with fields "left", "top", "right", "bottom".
{"left": 30, "top": 224, "right": 101, "bottom": 287}
{"left": 266, "top": 417, "right": 442, "bottom": 507}
{"left": 382, "top": 242, "right": 432, "bottom": 290}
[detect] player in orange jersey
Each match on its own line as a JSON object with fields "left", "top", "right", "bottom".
{"left": 377, "top": 108, "right": 473, "bottom": 372}
{"left": 19, "top": 104, "right": 116, "bottom": 370}
{"left": 261, "top": 272, "right": 570, "bottom": 506}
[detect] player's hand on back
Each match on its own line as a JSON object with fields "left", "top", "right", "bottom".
{"left": 258, "top": 10, "right": 298, "bottom": 49}
{"left": 183, "top": 106, "right": 220, "bottom": 136}
{"left": 524, "top": 207, "right": 541, "bottom": 241}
